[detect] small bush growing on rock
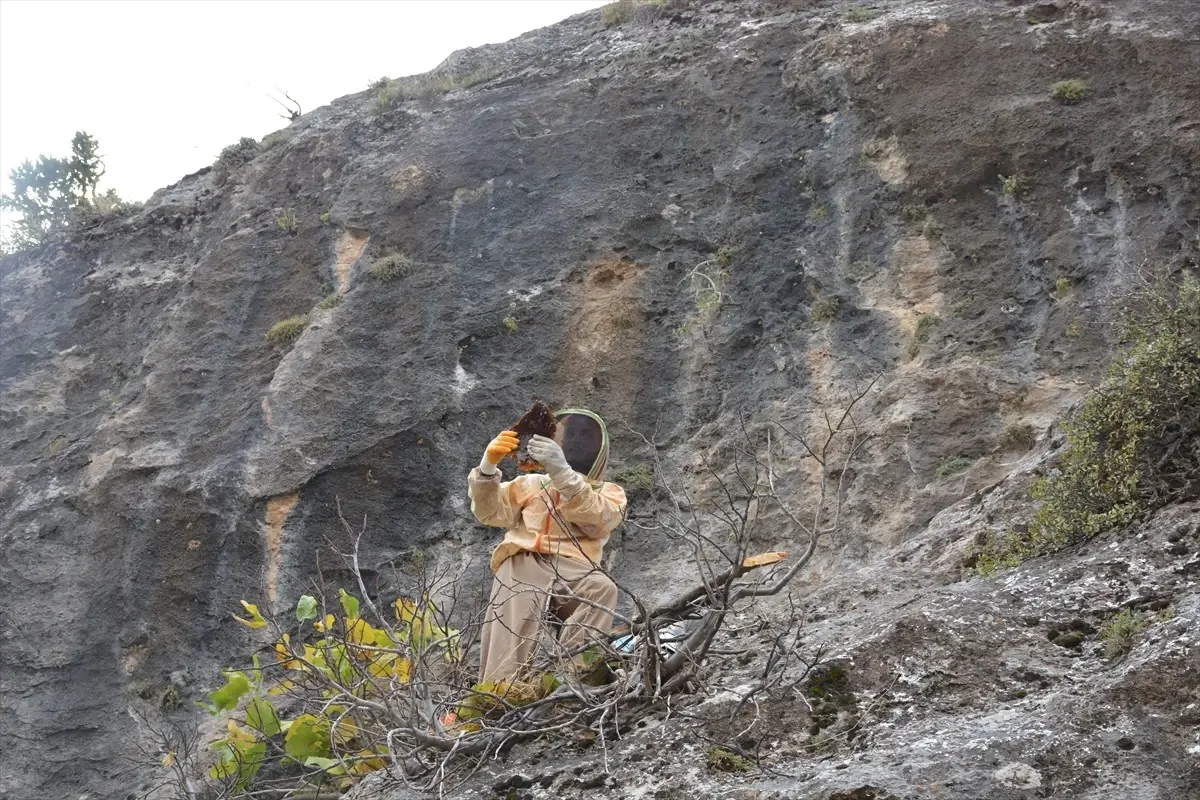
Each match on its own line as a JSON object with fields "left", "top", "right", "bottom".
{"left": 265, "top": 315, "right": 309, "bottom": 347}
{"left": 601, "top": 0, "right": 669, "bottom": 27}
{"left": 1055, "top": 277, "right": 1073, "bottom": 298}
{"left": 998, "top": 422, "right": 1036, "bottom": 452}
{"left": 706, "top": 746, "right": 752, "bottom": 773}
{"left": 218, "top": 137, "right": 260, "bottom": 168}
{"left": 259, "top": 130, "right": 289, "bottom": 151}
{"left": 845, "top": 6, "right": 880, "bottom": 23}
{"left": 1051, "top": 79, "right": 1089, "bottom": 103}
{"left": 1000, "top": 173, "right": 1032, "bottom": 198}
{"left": 935, "top": 455, "right": 973, "bottom": 478}
{"left": 1101, "top": 609, "right": 1143, "bottom": 659}
{"left": 369, "top": 249, "right": 412, "bottom": 281}
{"left": 901, "top": 202, "right": 929, "bottom": 223}
{"left": 978, "top": 272, "right": 1200, "bottom": 571}
{"left": 316, "top": 293, "right": 341, "bottom": 310}
{"left": 601, "top": 0, "right": 634, "bottom": 26}
{"left": 502, "top": 316, "right": 520, "bottom": 333}
{"left": 614, "top": 462, "right": 655, "bottom": 494}
{"left": 907, "top": 314, "right": 940, "bottom": 358}
{"left": 276, "top": 209, "right": 299, "bottom": 233}
{"left": 812, "top": 295, "right": 840, "bottom": 322}
{"left": 373, "top": 69, "right": 501, "bottom": 111}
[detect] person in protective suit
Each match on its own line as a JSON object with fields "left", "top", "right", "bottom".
{"left": 468, "top": 409, "right": 627, "bottom": 683}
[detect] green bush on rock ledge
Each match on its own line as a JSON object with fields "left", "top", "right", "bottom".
{"left": 976, "top": 273, "right": 1200, "bottom": 574}
{"left": 266, "top": 315, "right": 309, "bottom": 347}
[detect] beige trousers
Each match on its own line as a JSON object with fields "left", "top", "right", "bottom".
{"left": 478, "top": 551, "right": 618, "bottom": 683}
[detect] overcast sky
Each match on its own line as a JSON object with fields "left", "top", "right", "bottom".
{"left": 0, "top": 0, "right": 607, "bottom": 206}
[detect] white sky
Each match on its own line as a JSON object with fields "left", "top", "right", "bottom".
{"left": 0, "top": 0, "right": 608, "bottom": 205}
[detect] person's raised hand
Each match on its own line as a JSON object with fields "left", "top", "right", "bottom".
{"left": 527, "top": 434, "right": 570, "bottom": 477}
{"left": 480, "top": 430, "right": 519, "bottom": 475}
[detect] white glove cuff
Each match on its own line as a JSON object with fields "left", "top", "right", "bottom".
{"left": 478, "top": 454, "right": 499, "bottom": 476}
{"left": 548, "top": 466, "right": 582, "bottom": 497}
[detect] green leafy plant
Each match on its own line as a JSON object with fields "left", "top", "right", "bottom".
{"left": 369, "top": 249, "right": 412, "bottom": 281}
{"left": 1051, "top": 79, "right": 1088, "bottom": 103}
{"left": 978, "top": 273, "right": 1199, "bottom": 571}
{"left": 502, "top": 316, "right": 519, "bottom": 333}
{"left": 317, "top": 293, "right": 341, "bottom": 310}
{"left": 266, "top": 315, "right": 309, "bottom": 347}
{"left": 276, "top": 209, "right": 299, "bottom": 233}
{"left": 935, "top": 455, "right": 973, "bottom": 478}
{"left": 1101, "top": 608, "right": 1143, "bottom": 659}
{"left": 319, "top": 210, "right": 331, "bottom": 225}
{"left": 1000, "top": 173, "right": 1032, "bottom": 198}
{"left": 1055, "top": 277, "right": 1073, "bottom": 298}
{"left": 194, "top": 589, "right": 461, "bottom": 796}
{"left": 614, "top": 462, "right": 655, "bottom": 494}
{"left": 706, "top": 746, "right": 752, "bottom": 773}
{"left": 456, "top": 673, "right": 558, "bottom": 723}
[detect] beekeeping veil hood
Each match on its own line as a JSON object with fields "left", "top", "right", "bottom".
{"left": 553, "top": 408, "right": 609, "bottom": 482}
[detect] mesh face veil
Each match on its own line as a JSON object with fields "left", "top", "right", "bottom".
{"left": 553, "top": 409, "right": 610, "bottom": 481}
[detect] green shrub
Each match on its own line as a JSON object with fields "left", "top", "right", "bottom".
{"left": 1101, "top": 609, "right": 1143, "bottom": 659}
{"left": 369, "top": 250, "right": 412, "bottom": 281}
{"left": 907, "top": 314, "right": 940, "bottom": 358}
{"left": 266, "top": 315, "right": 309, "bottom": 347}
{"left": 502, "top": 316, "right": 519, "bottom": 333}
{"left": 812, "top": 295, "right": 840, "bottom": 322}
{"left": 601, "top": 0, "right": 634, "bottom": 26}
{"left": 1000, "top": 173, "right": 1032, "bottom": 197}
{"left": 901, "top": 202, "right": 929, "bottom": 223}
{"left": 276, "top": 209, "right": 299, "bottom": 233}
{"left": 219, "top": 137, "right": 260, "bottom": 167}
{"left": 1051, "top": 79, "right": 1088, "bottom": 103}
{"left": 935, "top": 455, "right": 973, "bottom": 478}
{"left": 706, "top": 746, "right": 751, "bottom": 773}
{"left": 978, "top": 274, "right": 1200, "bottom": 570}
{"left": 845, "top": 6, "right": 879, "bottom": 23}
{"left": 373, "top": 69, "right": 500, "bottom": 111}
{"left": 317, "top": 293, "right": 341, "bottom": 310}
{"left": 1, "top": 131, "right": 111, "bottom": 251}
{"left": 1055, "top": 277, "right": 1073, "bottom": 298}
{"left": 614, "top": 463, "right": 655, "bottom": 494}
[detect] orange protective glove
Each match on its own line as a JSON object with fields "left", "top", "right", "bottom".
{"left": 480, "top": 430, "right": 519, "bottom": 475}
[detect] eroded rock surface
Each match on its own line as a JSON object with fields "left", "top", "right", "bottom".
{"left": 1, "top": 0, "right": 1197, "bottom": 797}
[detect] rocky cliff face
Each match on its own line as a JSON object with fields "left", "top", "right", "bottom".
{"left": 1, "top": 0, "right": 1197, "bottom": 798}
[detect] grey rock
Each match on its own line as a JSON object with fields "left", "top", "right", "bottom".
{"left": 2, "top": 0, "right": 1198, "bottom": 798}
